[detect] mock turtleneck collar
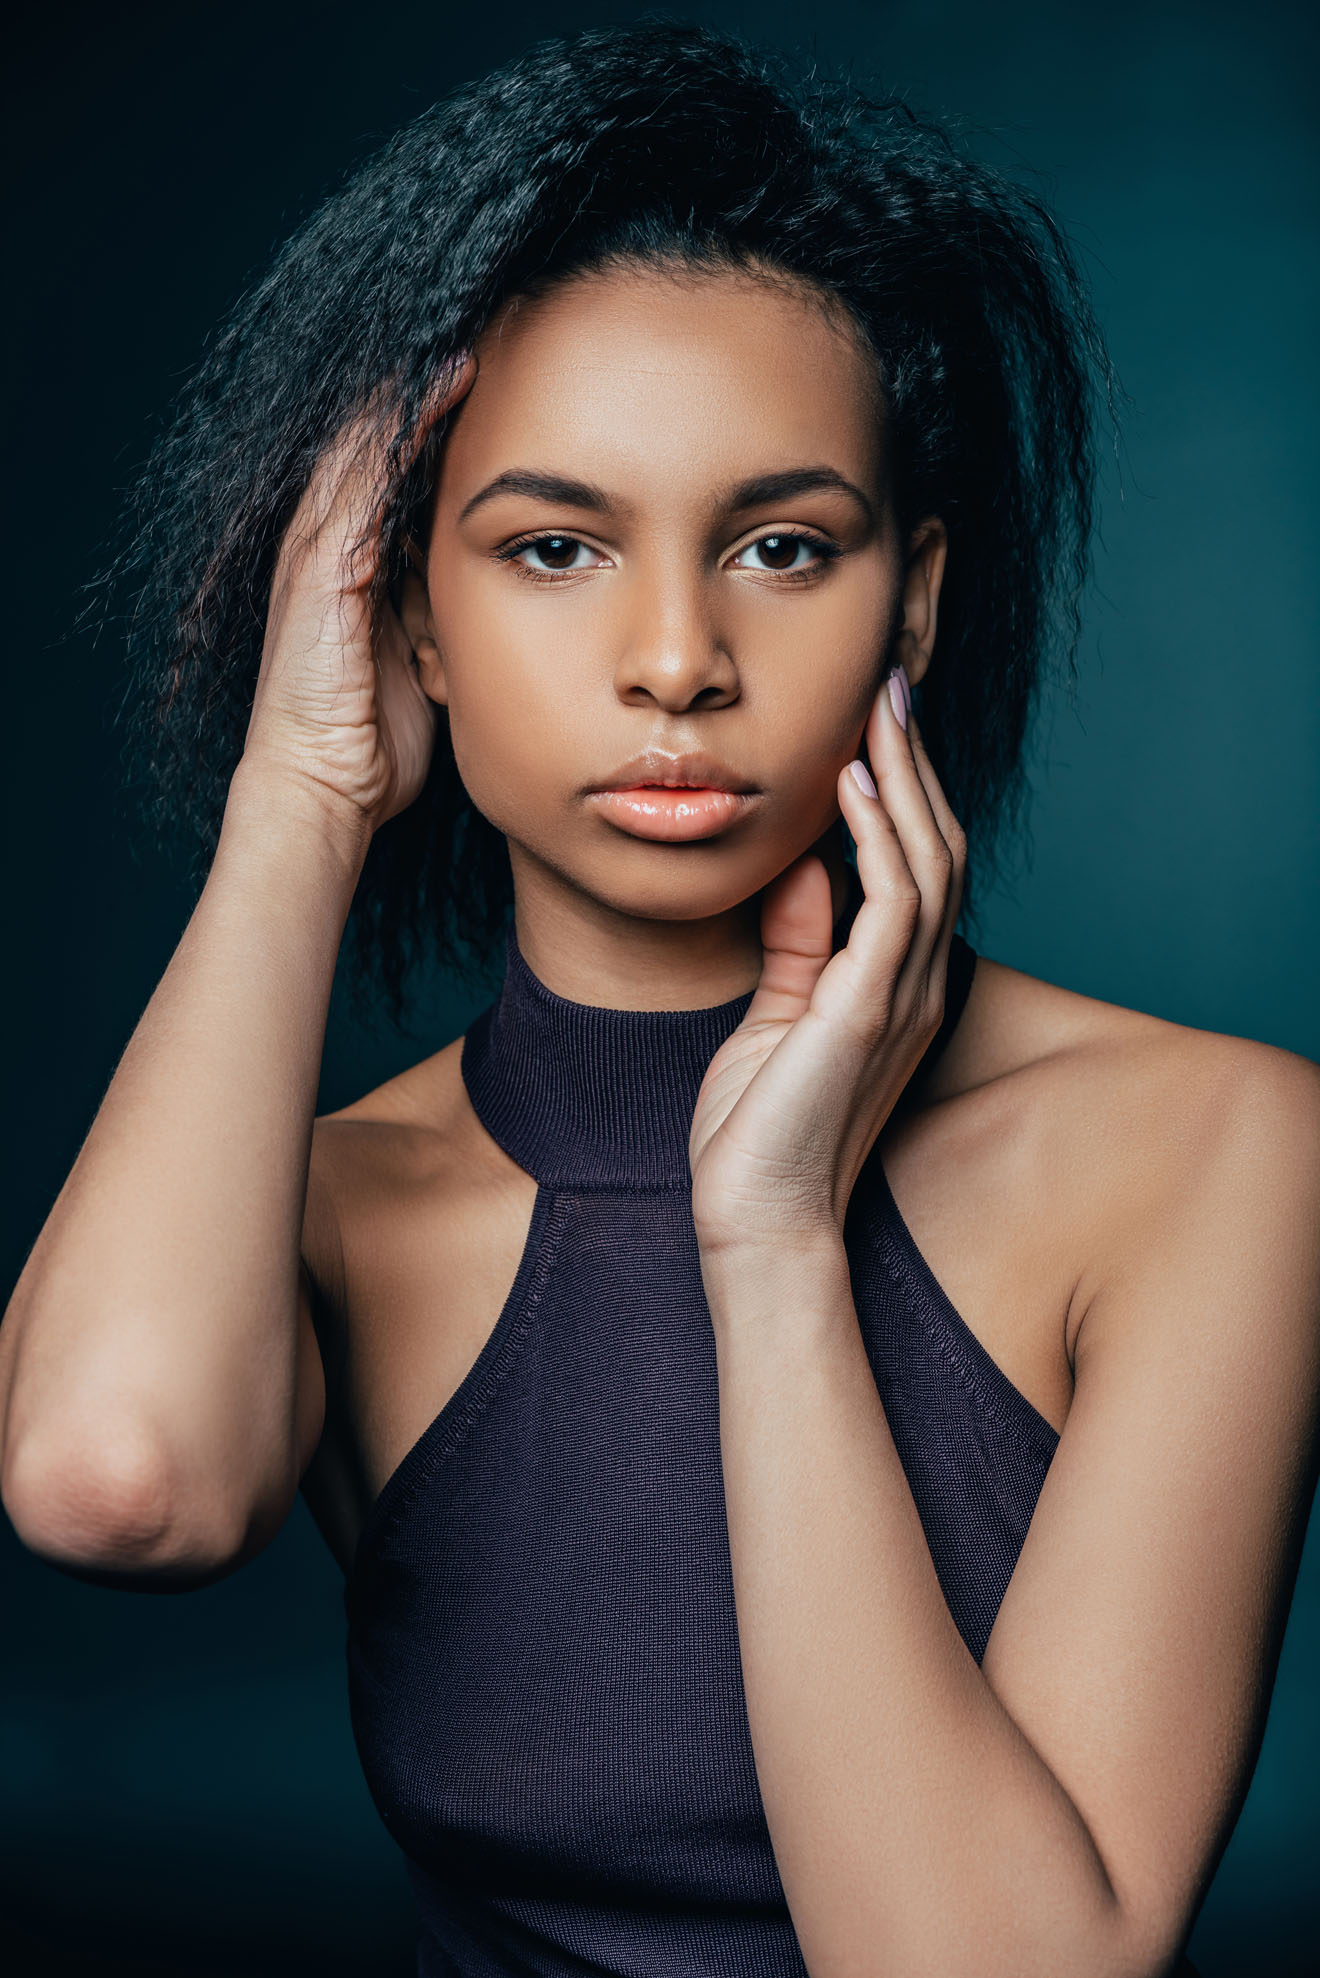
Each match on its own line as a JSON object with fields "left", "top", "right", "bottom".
{"left": 460, "top": 868, "right": 977, "bottom": 1192}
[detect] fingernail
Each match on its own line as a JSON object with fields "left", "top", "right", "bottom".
{"left": 887, "top": 664, "right": 909, "bottom": 731}
{"left": 848, "top": 758, "right": 878, "bottom": 798}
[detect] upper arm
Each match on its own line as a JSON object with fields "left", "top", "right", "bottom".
{"left": 293, "top": 1128, "right": 340, "bottom": 1483}
{"left": 980, "top": 1040, "right": 1320, "bottom": 1967}
{"left": 293, "top": 1254, "right": 327, "bottom": 1481}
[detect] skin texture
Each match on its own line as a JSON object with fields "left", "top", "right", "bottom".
{"left": 401, "top": 264, "right": 946, "bottom": 1009}
{"left": 2, "top": 261, "right": 1318, "bottom": 1977}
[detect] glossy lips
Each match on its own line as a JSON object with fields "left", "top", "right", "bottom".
{"left": 585, "top": 750, "right": 761, "bottom": 842}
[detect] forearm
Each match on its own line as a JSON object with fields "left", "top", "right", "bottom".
{"left": 0, "top": 762, "right": 370, "bottom": 1559}
{"left": 702, "top": 1236, "right": 1133, "bottom": 1978}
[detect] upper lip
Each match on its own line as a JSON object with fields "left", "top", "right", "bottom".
{"left": 588, "top": 749, "right": 758, "bottom": 794}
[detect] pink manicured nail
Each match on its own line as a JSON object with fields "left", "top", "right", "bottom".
{"left": 848, "top": 758, "right": 878, "bottom": 799}
{"left": 887, "top": 666, "right": 909, "bottom": 730}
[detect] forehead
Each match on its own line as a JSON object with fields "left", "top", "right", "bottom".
{"left": 437, "top": 264, "right": 885, "bottom": 504}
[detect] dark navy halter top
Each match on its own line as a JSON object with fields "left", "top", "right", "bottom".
{"left": 345, "top": 882, "right": 1062, "bottom": 1976}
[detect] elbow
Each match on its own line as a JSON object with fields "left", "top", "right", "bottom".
{"left": 0, "top": 1420, "right": 256, "bottom": 1588}
{"left": 1130, "top": 1926, "right": 1200, "bottom": 1978}
{"left": 1102, "top": 1901, "right": 1197, "bottom": 1978}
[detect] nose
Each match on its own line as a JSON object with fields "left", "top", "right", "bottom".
{"left": 611, "top": 565, "right": 740, "bottom": 713}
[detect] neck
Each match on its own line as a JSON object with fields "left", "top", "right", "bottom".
{"left": 459, "top": 902, "right": 978, "bottom": 1193}
{"left": 507, "top": 826, "right": 853, "bottom": 1011}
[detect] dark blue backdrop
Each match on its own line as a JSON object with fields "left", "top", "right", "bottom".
{"left": 4, "top": 2, "right": 1316, "bottom": 1971}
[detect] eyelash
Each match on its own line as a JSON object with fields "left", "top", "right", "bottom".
{"left": 492, "top": 529, "right": 844, "bottom": 585}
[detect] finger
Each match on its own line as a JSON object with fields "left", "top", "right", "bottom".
{"left": 746, "top": 853, "right": 836, "bottom": 1025}
{"left": 348, "top": 352, "right": 479, "bottom": 600}
{"left": 902, "top": 704, "right": 968, "bottom": 980}
{"left": 834, "top": 757, "right": 926, "bottom": 1024}
{"left": 863, "top": 668, "right": 955, "bottom": 954}
{"left": 272, "top": 418, "right": 385, "bottom": 608}
{"left": 284, "top": 350, "right": 479, "bottom": 589}
{"left": 374, "top": 594, "right": 437, "bottom": 741}
{"left": 336, "top": 351, "right": 477, "bottom": 504}
{"left": 403, "top": 349, "right": 478, "bottom": 474}
{"left": 902, "top": 699, "right": 963, "bottom": 854}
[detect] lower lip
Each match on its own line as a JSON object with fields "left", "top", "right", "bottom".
{"left": 587, "top": 786, "right": 760, "bottom": 842}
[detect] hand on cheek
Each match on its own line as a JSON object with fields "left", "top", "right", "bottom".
{"left": 688, "top": 660, "right": 967, "bottom": 1254}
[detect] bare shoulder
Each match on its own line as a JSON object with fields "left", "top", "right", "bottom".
{"left": 957, "top": 950, "right": 1320, "bottom": 1341}
{"left": 312, "top": 1033, "right": 510, "bottom": 1186}
{"left": 964, "top": 946, "right": 1319, "bottom": 1095}
{"left": 299, "top": 1035, "right": 525, "bottom": 1313}
{"left": 318, "top": 1032, "right": 473, "bottom": 1149}
{"left": 295, "top": 1032, "right": 540, "bottom": 1565}
{"left": 971, "top": 958, "right": 1318, "bottom": 1951}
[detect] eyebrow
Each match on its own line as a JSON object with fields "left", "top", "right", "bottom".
{"left": 457, "top": 465, "right": 876, "bottom": 526}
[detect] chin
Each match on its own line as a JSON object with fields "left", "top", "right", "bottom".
{"left": 582, "top": 850, "right": 786, "bottom": 927}
{"left": 508, "top": 813, "right": 821, "bottom": 926}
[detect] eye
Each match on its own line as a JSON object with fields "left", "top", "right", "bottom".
{"left": 495, "top": 533, "right": 609, "bottom": 580}
{"left": 730, "top": 531, "right": 842, "bottom": 579}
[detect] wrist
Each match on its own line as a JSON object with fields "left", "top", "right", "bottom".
{"left": 224, "top": 754, "right": 375, "bottom": 876}
{"left": 698, "top": 1225, "right": 850, "bottom": 1322}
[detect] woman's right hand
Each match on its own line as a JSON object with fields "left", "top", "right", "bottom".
{"left": 240, "top": 352, "right": 477, "bottom": 833}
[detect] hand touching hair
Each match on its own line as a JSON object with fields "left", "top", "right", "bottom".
{"left": 106, "top": 18, "right": 1115, "bottom": 1027}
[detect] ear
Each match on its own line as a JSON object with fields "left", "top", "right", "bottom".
{"left": 398, "top": 552, "right": 448, "bottom": 707}
{"left": 892, "top": 516, "right": 948, "bottom": 692}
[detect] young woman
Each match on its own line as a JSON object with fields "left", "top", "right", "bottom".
{"left": 2, "top": 20, "right": 1316, "bottom": 1978}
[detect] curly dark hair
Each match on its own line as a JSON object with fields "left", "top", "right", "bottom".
{"left": 107, "top": 14, "right": 1117, "bottom": 1029}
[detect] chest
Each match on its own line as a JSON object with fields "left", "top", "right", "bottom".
{"left": 299, "top": 1096, "right": 1077, "bottom": 1578}
{"left": 335, "top": 1139, "right": 1066, "bottom": 1949}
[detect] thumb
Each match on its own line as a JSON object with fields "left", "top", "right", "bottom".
{"left": 746, "top": 853, "right": 835, "bottom": 1026}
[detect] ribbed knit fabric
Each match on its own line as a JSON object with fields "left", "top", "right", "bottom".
{"left": 344, "top": 875, "right": 1068, "bottom": 1976}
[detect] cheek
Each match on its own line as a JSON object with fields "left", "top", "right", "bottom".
{"left": 754, "top": 583, "right": 893, "bottom": 752}
{"left": 431, "top": 545, "right": 896, "bottom": 831}
{"left": 447, "top": 666, "right": 557, "bottom": 823}
{"left": 781, "top": 650, "right": 886, "bottom": 736}
{"left": 431, "top": 607, "right": 584, "bottom": 828}
{"left": 432, "top": 558, "right": 612, "bottom": 760}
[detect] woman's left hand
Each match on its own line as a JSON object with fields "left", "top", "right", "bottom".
{"left": 689, "top": 663, "right": 967, "bottom": 1258}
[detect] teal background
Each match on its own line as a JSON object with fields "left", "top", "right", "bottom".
{"left": 3, "top": 1, "right": 1316, "bottom": 1970}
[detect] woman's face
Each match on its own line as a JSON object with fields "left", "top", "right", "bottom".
{"left": 405, "top": 262, "right": 945, "bottom": 949}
